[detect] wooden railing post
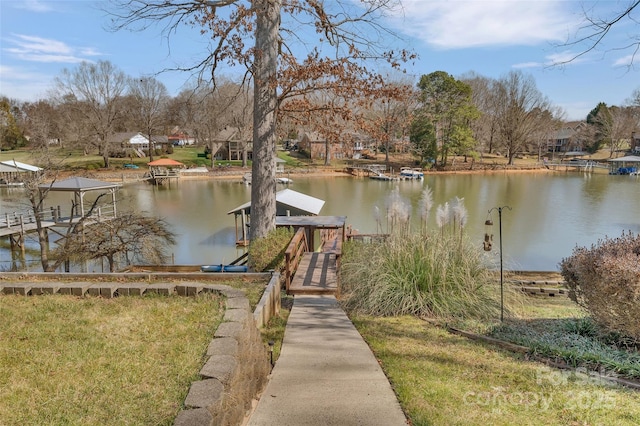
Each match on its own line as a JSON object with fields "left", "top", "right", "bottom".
{"left": 283, "top": 227, "right": 308, "bottom": 294}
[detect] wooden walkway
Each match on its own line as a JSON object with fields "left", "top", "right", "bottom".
{"left": 288, "top": 252, "right": 338, "bottom": 295}
{"left": 282, "top": 221, "right": 345, "bottom": 296}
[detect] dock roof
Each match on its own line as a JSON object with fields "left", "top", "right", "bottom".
{"left": 0, "top": 160, "right": 43, "bottom": 172}
{"left": 608, "top": 155, "right": 640, "bottom": 163}
{"left": 39, "top": 177, "right": 121, "bottom": 192}
{"left": 228, "top": 188, "right": 325, "bottom": 216}
{"left": 147, "top": 158, "right": 185, "bottom": 167}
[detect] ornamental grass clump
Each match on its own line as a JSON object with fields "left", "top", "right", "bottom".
{"left": 560, "top": 231, "right": 640, "bottom": 341}
{"left": 341, "top": 191, "right": 505, "bottom": 320}
{"left": 340, "top": 232, "right": 500, "bottom": 319}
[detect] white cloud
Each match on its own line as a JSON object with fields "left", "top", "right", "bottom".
{"left": 0, "top": 65, "right": 53, "bottom": 100}
{"left": 15, "top": 0, "right": 53, "bottom": 13}
{"left": 79, "top": 47, "right": 102, "bottom": 57}
{"left": 612, "top": 54, "right": 635, "bottom": 68}
{"left": 8, "top": 34, "right": 72, "bottom": 55}
{"left": 0, "top": 65, "right": 47, "bottom": 82}
{"left": 4, "top": 34, "right": 100, "bottom": 63}
{"left": 513, "top": 50, "right": 589, "bottom": 69}
{"left": 389, "top": 0, "right": 577, "bottom": 49}
{"left": 512, "top": 61, "right": 541, "bottom": 69}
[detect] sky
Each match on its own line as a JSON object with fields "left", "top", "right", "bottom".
{"left": 1, "top": 0, "right": 639, "bottom": 121}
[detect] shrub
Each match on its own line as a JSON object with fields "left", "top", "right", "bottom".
{"left": 247, "top": 227, "right": 294, "bottom": 272}
{"left": 339, "top": 232, "right": 510, "bottom": 320}
{"left": 560, "top": 232, "right": 640, "bottom": 341}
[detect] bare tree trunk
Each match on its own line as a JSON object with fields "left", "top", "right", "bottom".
{"left": 242, "top": 142, "right": 248, "bottom": 168}
{"left": 324, "top": 140, "right": 330, "bottom": 166}
{"left": 148, "top": 132, "right": 154, "bottom": 162}
{"left": 385, "top": 139, "right": 390, "bottom": 163}
{"left": 250, "top": 0, "right": 280, "bottom": 240}
{"left": 27, "top": 193, "right": 52, "bottom": 271}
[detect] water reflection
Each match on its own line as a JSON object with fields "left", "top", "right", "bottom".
{"left": 1, "top": 173, "right": 638, "bottom": 271}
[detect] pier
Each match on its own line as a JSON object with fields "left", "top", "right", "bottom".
{"left": 345, "top": 163, "right": 388, "bottom": 178}
{"left": 1, "top": 177, "right": 120, "bottom": 265}
{"left": 281, "top": 216, "right": 346, "bottom": 296}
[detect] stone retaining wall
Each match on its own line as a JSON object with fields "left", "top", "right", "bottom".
{"left": 174, "top": 284, "right": 271, "bottom": 426}
{"left": 0, "top": 272, "right": 282, "bottom": 426}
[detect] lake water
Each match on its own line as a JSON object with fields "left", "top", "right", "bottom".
{"left": 1, "top": 172, "right": 639, "bottom": 272}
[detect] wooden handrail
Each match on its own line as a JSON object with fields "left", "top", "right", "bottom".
{"left": 1, "top": 204, "right": 118, "bottom": 230}
{"left": 284, "top": 227, "right": 308, "bottom": 293}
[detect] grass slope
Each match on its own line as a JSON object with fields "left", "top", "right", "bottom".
{"left": 0, "top": 293, "right": 223, "bottom": 425}
{"left": 354, "top": 314, "right": 640, "bottom": 426}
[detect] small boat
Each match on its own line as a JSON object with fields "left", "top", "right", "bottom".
{"left": 399, "top": 167, "right": 424, "bottom": 179}
{"left": 276, "top": 177, "right": 293, "bottom": 184}
{"left": 370, "top": 173, "right": 395, "bottom": 181}
{"left": 201, "top": 264, "right": 249, "bottom": 273}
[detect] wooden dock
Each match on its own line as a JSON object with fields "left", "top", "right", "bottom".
{"left": 283, "top": 222, "right": 345, "bottom": 296}
{"left": 288, "top": 252, "right": 338, "bottom": 295}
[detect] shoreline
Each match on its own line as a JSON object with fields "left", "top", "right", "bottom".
{"left": 62, "top": 164, "right": 562, "bottom": 184}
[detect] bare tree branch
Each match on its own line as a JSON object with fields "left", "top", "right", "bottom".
{"left": 556, "top": 1, "right": 640, "bottom": 66}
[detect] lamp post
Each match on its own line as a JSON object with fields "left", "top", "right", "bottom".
{"left": 268, "top": 341, "right": 274, "bottom": 370}
{"left": 486, "top": 206, "right": 512, "bottom": 322}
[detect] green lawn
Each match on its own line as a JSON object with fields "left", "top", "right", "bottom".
{"left": 354, "top": 314, "right": 640, "bottom": 426}
{"left": 0, "top": 293, "right": 223, "bottom": 425}
{"left": 0, "top": 147, "right": 215, "bottom": 170}
{"left": 351, "top": 291, "right": 640, "bottom": 426}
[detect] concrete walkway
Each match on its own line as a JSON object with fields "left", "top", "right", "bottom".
{"left": 247, "top": 295, "right": 407, "bottom": 426}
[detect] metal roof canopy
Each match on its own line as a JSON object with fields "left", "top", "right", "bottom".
{"left": 228, "top": 189, "right": 326, "bottom": 246}
{"left": 227, "top": 188, "right": 325, "bottom": 216}
{"left": 608, "top": 155, "right": 640, "bottom": 163}
{"left": 147, "top": 158, "right": 185, "bottom": 167}
{"left": 0, "top": 160, "right": 43, "bottom": 173}
{"left": 39, "top": 177, "right": 121, "bottom": 218}
{"left": 40, "top": 177, "right": 121, "bottom": 192}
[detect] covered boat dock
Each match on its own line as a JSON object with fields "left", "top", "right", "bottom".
{"left": 608, "top": 155, "right": 640, "bottom": 175}
{"left": 227, "top": 188, "right": 326, "bottom": 246}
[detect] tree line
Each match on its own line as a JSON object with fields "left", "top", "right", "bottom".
{"left": 2, "top": 65, "right": 639, "bottom": 167}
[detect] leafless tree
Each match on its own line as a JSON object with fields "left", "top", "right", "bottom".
{"left": 528, "top": 108, "right": 563, "bottom": 161}
{"left": 631, "top": 87, "right": 640, "bottom": 106}
{"left": 595, "top": 105, "right": 637, "bottom": 157}
{"left": 182, "top": 79, "right": 252, "bottom": 164}
{"left": 21, "top": 100, "right": 63, "bottom": 152}
{"left": 493, "top": 71, "right": 554, "bottom": 164}
{"left": 52, "top": 61, "right": 129, "bottom": 168}
{"left": 128, "top": 76, "right": 169, "bottom": 161}
{"left": 360, "top": 77, "right": 415, "bottom": 164}
{"left": 57, "top": 212, "right": 176, "bottom": 272}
